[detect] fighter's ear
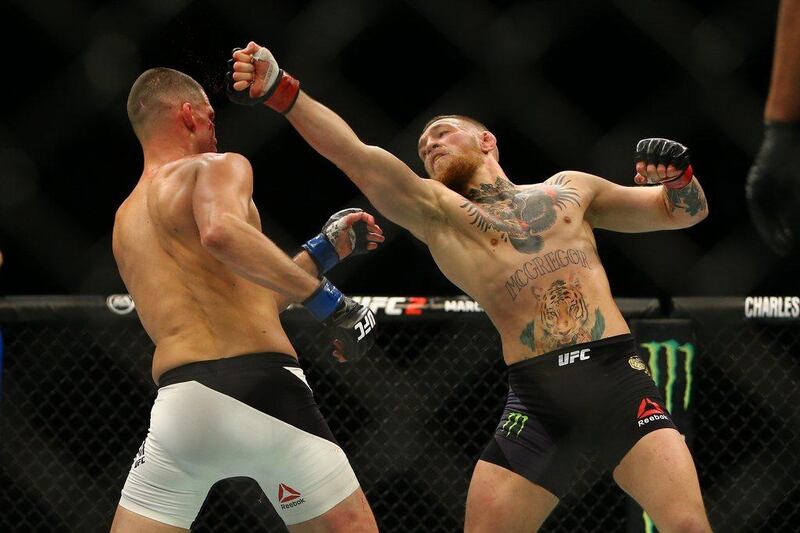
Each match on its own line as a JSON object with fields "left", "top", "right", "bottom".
{"left": 180, "top": 102, "right": 196, "bottom": 131}
{"left": 479, "top": 131, "right": 498, "bottom": 157}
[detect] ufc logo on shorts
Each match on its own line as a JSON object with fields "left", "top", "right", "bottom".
{"left": 558, "top": 348, "right": 591, "bottom": 366}
{"left": 355, "top": 310, "right": 376, "bottom": 341}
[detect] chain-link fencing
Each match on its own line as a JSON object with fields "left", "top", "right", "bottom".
{"left": 1, "top": 296, "right": 798, "bottom": 532}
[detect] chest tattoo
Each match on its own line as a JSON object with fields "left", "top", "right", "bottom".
{"left": 460, "top": 175, "right": 580, "bottom": 254}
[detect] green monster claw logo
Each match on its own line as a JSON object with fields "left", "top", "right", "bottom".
{"left": 639, "top": 339, "right": 695, "bottom": 413}
{"left": 637, "top": 339, "right": 695, "bottom": 533}
{"left": 502, "top": 412, "right": 528, "bottom": 437}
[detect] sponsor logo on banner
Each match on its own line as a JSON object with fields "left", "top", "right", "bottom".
{"left": 106, "top": 294, "right": 135, "bottom": 315}
{"left": 278, "top": 483, "right": 305, "bottom": 509}
{"left": 744, "top": 296, "right": 800, "bottom": 318}
{"left": 639, "top": 340, "right": 694, "bottom": 414}
{"left": 351, "top": 296, "right": 426, "bottom": 316}
{"left": 443, "top": 299, "right": 483, "bottom": 312}
{"left": 350, "top": 296, "right": 484, "bottom": 315}
{"left": 557, "top": 348, "right": 591, "bottom": 366}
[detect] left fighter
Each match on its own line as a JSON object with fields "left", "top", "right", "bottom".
{"left": 110, "top": 67, "right": 381, "bottom": 532}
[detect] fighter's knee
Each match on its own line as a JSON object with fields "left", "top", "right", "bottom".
{"left": 322, "top": 506, "right": 377, "bottom": 533}
{"left": 464, "top": 496, "right": 504, "bottom": 532}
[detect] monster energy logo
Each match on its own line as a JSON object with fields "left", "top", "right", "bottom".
{"left": 502, "top": 411, "right": 528, "bottom": 437}
{"left": 637, "top": 339, "right": 695, "bottom": 533}
{"left": 639, "top": 340, "right": 694, "bottom": 413}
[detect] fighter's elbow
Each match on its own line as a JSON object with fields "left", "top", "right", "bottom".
{"left": 689, "top": 203, "right": 710, "bottom": 226}
{"left": 200, "top": 219, "right": 234, "bottom": 253}
{"left": 697, "top": 205, "right": 709, "bottom": 223}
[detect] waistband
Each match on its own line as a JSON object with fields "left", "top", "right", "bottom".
{"left": 509, "top": 334, "right": 636, "bottom": 372}
{"left": 158, "top": 352, "right": 299, "bottom": 388}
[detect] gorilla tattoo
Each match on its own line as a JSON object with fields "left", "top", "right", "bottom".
{"left": 460, "top": 175, "right": 580, "bottom": 253}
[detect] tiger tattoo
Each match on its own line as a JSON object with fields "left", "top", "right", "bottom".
{"left": 520, "top": 276, "right": 605, "bottom": 353}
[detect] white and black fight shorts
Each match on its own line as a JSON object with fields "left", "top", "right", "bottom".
{"left": 118, "top": 353, "right": 360, "bottom": 528}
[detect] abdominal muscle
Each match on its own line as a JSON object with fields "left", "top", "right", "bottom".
{"left": 487, "top": 261, "right": 630, "bottom": 365}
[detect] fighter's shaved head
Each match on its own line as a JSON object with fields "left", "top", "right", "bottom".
{"left": 127, "top": 68, "right": 207, "bottom": 141}
{"left": 421, "top": 114, "right": 490, "bottom": 135}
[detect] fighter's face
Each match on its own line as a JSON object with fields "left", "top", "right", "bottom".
{"left": 195, "top": 96, "right": 218, "bottom": 152}
{"left": 417, "top": 119, "right": 483, "bottom": 185}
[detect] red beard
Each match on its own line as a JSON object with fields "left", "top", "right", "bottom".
{"left": 434, "top": 152, "right": 482, "bottom": 193}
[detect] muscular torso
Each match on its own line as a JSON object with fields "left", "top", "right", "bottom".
{"left": 425, "top": 172, "right": 629, "bottom": 365}
{"left": 112, "top": 154, "right": 295, "bottom": 382}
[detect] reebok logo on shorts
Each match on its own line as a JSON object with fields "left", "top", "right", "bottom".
{"left": 636, "top": 397, "right": 670, "bottom": 427}
{"left": 278, "top": 483, "right": 306, "bottom": 509}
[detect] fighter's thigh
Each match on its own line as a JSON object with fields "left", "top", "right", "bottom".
{"left": 288, "top": 488, "right": 377, "bottom": 533}
{"left": 613, "top": 428, "right": 710, "bottom": 531}
{"left": 110, "top": 505, "right": 187, "bottom": 533}
{"left": 465, "top": 460, "right": 558, "bottom": 533}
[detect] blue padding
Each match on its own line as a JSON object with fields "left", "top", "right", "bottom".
{"left": 302, "top": 234, "right": 339, "bottom": 274}
{"left": 304, "top": 279, "right": 343, "bottom": 320}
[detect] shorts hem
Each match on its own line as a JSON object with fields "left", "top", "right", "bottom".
{"left": 479, "top": 436, "right": 566, "bottom": 499}
{"left": 605, "top": 425, "right": 680, "bottom": 470}
{"left": 118, "top": 496, "right": 192, "bottom": 529}
{"left": 282, "top": 479, "right": 361, "bottom": 526}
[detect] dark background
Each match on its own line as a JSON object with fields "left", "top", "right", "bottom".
{"left": 0, "top": 0, "right": 792, "bottom": 299}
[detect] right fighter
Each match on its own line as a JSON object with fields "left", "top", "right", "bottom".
{"left": 227, "top": 42, "right": 713, "bottom": 532}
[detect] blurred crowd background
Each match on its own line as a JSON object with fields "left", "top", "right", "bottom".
{"left": 0, "top": 0, "right": 794, "bottom": 298}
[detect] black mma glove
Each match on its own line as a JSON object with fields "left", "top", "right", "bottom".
{"left": 746, "top": 122, "right": 800, "bottom": 256}
{"left": 302, "top": 208, "right": 370, "bottom": 275}
{"left": 303, "top": 278, "right": 376, "bottom": 362}
{"left": 634, "top": 138, "right": 693, "bottom": 189}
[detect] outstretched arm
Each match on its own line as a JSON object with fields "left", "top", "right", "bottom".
{"left": 227, "top": 43, "right": 442, "bottom": 242}
{"left": 585, "top": 138, "right": 709, "bottom": 232}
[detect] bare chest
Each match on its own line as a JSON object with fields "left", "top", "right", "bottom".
{"left": 446, "top": 176, "right": 585, "bottom": 253}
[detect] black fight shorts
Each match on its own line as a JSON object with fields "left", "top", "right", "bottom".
{"left": 480, "top": 334, "right": 677, "bottom": 498}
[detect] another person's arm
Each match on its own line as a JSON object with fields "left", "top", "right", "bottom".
{"left": 276, "top": 208, "right": 384, "bottom": 312}
{"left": 745, "top": 0, "right": 800, "bottom": 256}
{"left": 585, "top": 138, "right": 708, "bottom": 232}
{"left": 193, "top": 152, "right": 323, "bottom": 301}
{"left": 194, "top": 152, "right": 378, "bottom": 359}
{"left": 765, "top": 0, "right": 800, "bottom": 123}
